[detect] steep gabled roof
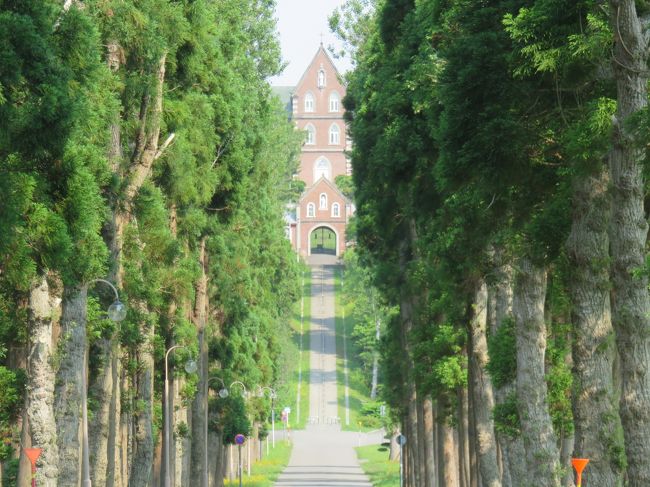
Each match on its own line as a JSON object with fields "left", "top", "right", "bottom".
{"left": 299, "top": 176, "right": 351, "bottom": 205}
{"left": 294, "top": 44, "right": 344, "bottom": 95}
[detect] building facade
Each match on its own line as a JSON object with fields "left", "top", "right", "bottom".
{"left": 280, "top": 45, "right": 352, "bottom": 257}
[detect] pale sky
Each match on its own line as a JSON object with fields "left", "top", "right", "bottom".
{"left": 270, "top": 0, "right": 352, "bottom": 86}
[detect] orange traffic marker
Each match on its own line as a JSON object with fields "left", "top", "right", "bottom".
{"left": 23, "top": 448, "right": 42, "bottom": 487}
{"left": 572, "top": 458, "right": 589, "bottom": 487}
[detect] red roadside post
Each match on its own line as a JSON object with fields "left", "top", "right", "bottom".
{"left": 23, "top": 448, "right": 42, "bottom": 487}
{"left": 572, "top": 458, "right": 589, "bottom": 487}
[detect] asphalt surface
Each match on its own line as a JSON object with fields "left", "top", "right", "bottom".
{"left": 275, "top": 261, "right": 381, "bottom": 487}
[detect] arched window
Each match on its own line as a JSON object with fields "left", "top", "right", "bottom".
{"left": 305, "top": 124, "right": 315, "bottom": 145}
{"left": 307, "top": 203, "right": 315, "bottom": 218}
{"left": 314, "top": 157, "right": 331, "bottom": 181}
{"left": 320, "top": 193, "right": 328, "bottom": 210}
{"left": 304, "top": 92, "right": 314, "bottom": 112}
{"left": 329, "top": 124, "right": 340, "bottom": 145}
{"left": 332, "top": 203, "right": 340, "bottom": 218}
{"left": 318, "top": 69, "right": 326, "bottom": 88}
{"left": 329, "top": 92, "right": 340, "bottom": 112}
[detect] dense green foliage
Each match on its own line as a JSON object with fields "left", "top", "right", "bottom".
{"left": 340, "top": 0, "right": 649, "bottom": 485}
{"left": 0, "top": 0, "right": 303, "bottom": 482}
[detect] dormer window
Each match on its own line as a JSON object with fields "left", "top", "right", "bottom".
{"left": 318, "top": 69, "right": 326, "bottom": 89}
{"left": 304, "top": 92, "right": 314, "bottom": 112}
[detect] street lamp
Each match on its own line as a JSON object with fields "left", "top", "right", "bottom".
{"left": 164, "top": 345, "right": 197, "bottom": 487}
{"left": 82, "top": 279, "right": 126, "bottom": 487}
{"left": 257, "top": 386, "right": 277, "bottom": 448}
{"left": 230, "top": 381, "right": 247, "bottom": 398}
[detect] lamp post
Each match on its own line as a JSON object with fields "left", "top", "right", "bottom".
{"left": 257, "top": 386, "right": 277, "bottom": 448}
{"left": 204, "top": 377, "right": 229, "bottom": 487}
{"left": 82, "top": 279, "right": 126, "bottom": 487}
{"left": 164, "top": 346, "right": 197, "bottom": 487}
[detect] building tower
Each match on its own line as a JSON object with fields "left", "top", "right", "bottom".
{"left": 277, "top": 44, "right": 352, "bottom": 258}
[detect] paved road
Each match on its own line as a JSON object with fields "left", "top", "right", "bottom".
{"left": 275, "top": 260, "right": 380, "bottom": 487}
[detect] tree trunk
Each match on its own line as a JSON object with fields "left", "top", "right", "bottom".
{"left": 608, "top": 2, "right": 650, "bottom": 485}
{"left": 457, "top": 385, "right": 470, "bottom": 487}
{"left": 389, "top": 427, "right": 400, "bottom": 462}
{"left": 437, "top": 400, "right": 459, "bottom": 487}
{"left": 191, "top": 238, "right": 209, "bottom": 486}
{"left": 490, "top": 260, "right": 526, "bottom": 487}
{"left": 469, "top": 279, "right": 501, "bottom": 487}
{"left": 467, "top": 359, "right": 479, "bottom": 487}
{"left": 128, "top": 302, "right": 154, "bottom": 487}
{"left": 91, "top": 37, "right": 125, "bottom": 487}
{"left": 513, "top": 259, "right": 561, "bottom": 486}
{"left": 23, "top": 276, "right": 60, "bottom": 486}
{"left": 54, "top": 286, "right": 88, "bottom": 487}
{"left": 567, "top": 164, "right": 624, "bottom": 485}
{"left": 423, "top": 397, "right": 435, "bottom": 487}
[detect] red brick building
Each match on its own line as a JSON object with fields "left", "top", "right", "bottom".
{"left": 278, "top": 45, "right": 353, "bottom": 257}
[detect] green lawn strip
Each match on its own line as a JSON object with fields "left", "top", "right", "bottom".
{"left": 334, "top": 267, "right": 376, "bottom": 432}
{"left": 224, "top": 441, "right": 293, "bottom": 487}
{"left": 286, "top": 268, "right": 311, "bottom": 430}
{"left": 355, "top": 444, "right": 400, "bottom": 487}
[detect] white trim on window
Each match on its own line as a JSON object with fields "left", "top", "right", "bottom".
{"left": 304, "top": 92, "right": 315, "bottom": 112}
{"left": 332, "top": 202, "right": 340, "bottom": 218}
{"left": 307, "top": 203, "right": 315, "bottom": 218}
{"left": 305, "top": 123, "right": 316, "bottom": 145}
{"left": 329, "top": 124, "right": 340, "bottom": 145}
{"left": 314, "top": 157, "right": 331, "bottom": 181}
{"left": 329, "top": 91, "right": 340, "bottom": 112}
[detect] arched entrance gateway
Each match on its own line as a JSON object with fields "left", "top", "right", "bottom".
{"left": 309, "top": 226, "right": 337, "bottom": 256}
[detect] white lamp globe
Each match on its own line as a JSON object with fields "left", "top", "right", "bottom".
{"left": 107, "top": 301, "right": 127, "bottom": 322}
{"left": 184, "top": 359, "right": 198, "bottom": 374}
{"left": 218, "top": 388, "right": 229, "bottom": 399}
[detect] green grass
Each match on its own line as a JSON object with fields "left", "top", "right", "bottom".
{"left": 333, "top": 267, "right": 378, "bottom": 432}
{"left": 355, "top": 444, "right": 400, "bottom": 487}
{"left": 287, "top": 268, "right": 310, "bottom": 430}
{"left": 224, "top": 441, "right": 292, "bottom": 487}
{"left": 310, "top": 228, "right": 336, "bottom": 253}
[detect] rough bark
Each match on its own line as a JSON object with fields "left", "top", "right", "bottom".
{"left": 457, "top": 385, "right": 470, "bottom": 487}
{"left": 608, "top": 2, "right": 650, "bottom": 485}
{"left": 468, "top": 280, "right": 501, "bottom": 487}
{"left": 466, "top": 359, "right": 479, "bottom": 487}
{"left": 416, "top": 398, "right": 427, "bottom": 486}
{"left": 54, "top": 286, "right": 88, "bottom": 487}
{"left": 567, "top": 165, "right": 624, "bottom": 486}
{"left": 90, "top": 38, "right": 125, "bottom": 487}
{"left": 389, "top": 427, "right": 400, "bottom": 462}
{"left": 437, "top": 400, "right": 459, "bottom": 487}
{"left": 490, "top": 260, "right": 526, "bottom": 487}
{"left": 24, "top": 276, "right": 60, "bottom": 486}
{"left": 127, "top": 302, "right": 155, "bottom": 486}
{"left": 423, "top": 397, "right": 435, "bottom": 487}
{"left": 191, "top": 238, "right": 209, "bottom": 486}
{"left": 513, "top": 260, "right": 561, "bottom": 486}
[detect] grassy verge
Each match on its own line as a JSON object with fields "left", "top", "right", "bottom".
{"left": 334, "top": 267, "right": 376, "bottom": 432}
{"left": 287, "top": 268, "right": 310, "bottom": 430}
{"left": 355, "top": 444, "right": 400, "bottom": 487}
{"left": 224, "top": 441, "right": 292, "bottom": 487}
